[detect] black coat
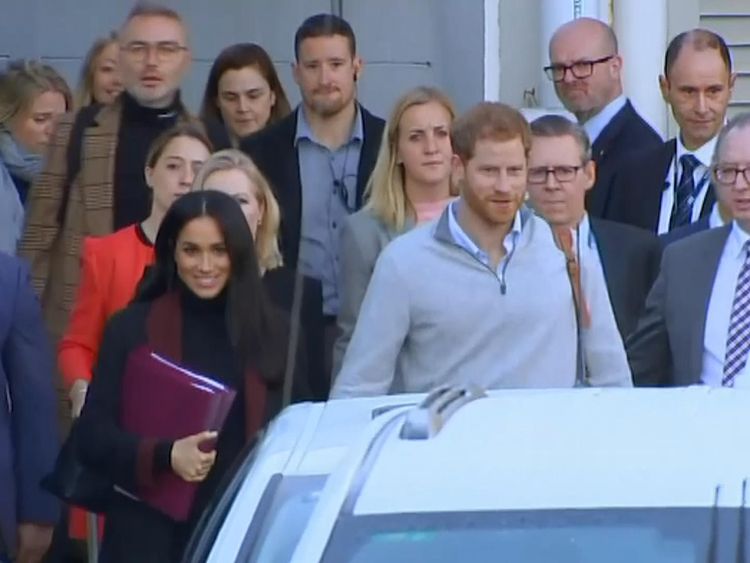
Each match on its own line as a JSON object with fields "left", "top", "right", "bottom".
{"left": 590, "top": 218, "right": 662, "bottom": 341}
{"left": 604, "top": 139, "right": 715, "bottom": 232}
{"left": 587, "top": 100, "right": 662, "bottom": 218}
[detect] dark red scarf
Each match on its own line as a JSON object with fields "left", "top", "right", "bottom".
{"left": 145, "top": 291, "right": 268, "bottom": 441}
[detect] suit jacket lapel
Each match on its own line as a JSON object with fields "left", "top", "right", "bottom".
{"left": 684, "top": 225, "right": 731, "bottom": 384}
{"left": 588, "top": 219, "right": 623, "bottom": 312}
{"left": 355, "top": 107, "right": 384, "bottom": 208}
{"left": 591, "top": 100, "right": 633, "bottom": 163}
{"left": 80, "top": 103, "right": 121, "bottom": 234}
{"left": 644, "top": 140, "right": 676, "bottom": 232}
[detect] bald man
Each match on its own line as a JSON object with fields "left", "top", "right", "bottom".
{"left": 546, "top": 18, "right": 661, "bottom": 218}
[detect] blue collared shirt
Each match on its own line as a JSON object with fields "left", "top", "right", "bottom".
{"left": 447, "top": 199, "right": 522, "bottom": 275}
{"left": 295, "top": 106, "right": 364, "bottom": 316}
{"left": 582, "top": 94, "right": 627, "bottom": 145}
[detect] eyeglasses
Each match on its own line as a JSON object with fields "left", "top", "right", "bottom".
{"left": 543, "top": 55, "right": 615, "bottom": 82}
{"left": 121, "top": 41, "right": 188, "bottom": 63}
{"left": 528, "top": 165, "right": 583, "bottom": 184}
{"left": 714, "top": 165, "right": 750, "bottom": 185}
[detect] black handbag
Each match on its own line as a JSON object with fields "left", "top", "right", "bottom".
{"left": 41, "top": 419, "right": 113, "bottom": 513}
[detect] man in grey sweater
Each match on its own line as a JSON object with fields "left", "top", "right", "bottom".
{"left": 331, "top": 102, "right": 631, "bottom": 398}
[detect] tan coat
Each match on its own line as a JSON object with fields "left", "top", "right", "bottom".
{"left": 18, "top": 100, "right": 191, "bottom": 429}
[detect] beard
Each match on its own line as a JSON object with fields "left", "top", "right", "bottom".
{"left": 303, "top": 87, "right": 356, "bottom": 118}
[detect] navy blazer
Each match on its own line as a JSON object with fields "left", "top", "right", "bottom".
{"left": 604, "top": 139, "right": 716, "bottom": 232}
{"left": 659, "top": 215, "right": 711, "bottom": 248}
{"left": 240, "top": 105, "right": 386, "bottom": 268}
{"left": 0, "top": 254, "right": 59, "bottom": 554}
{"left": 587, "top": 100, "right": 662, "bottom": 218}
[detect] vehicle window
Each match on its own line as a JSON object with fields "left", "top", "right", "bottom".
{"left": 321, "top": 508, "right": 740, "bottom": 563}
{"left": 243, "top": 475, "right": 326, "bottom": 563}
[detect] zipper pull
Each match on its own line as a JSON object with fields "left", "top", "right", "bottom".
{"left": 500, "top": 279, "right": 507, "bottom": 295}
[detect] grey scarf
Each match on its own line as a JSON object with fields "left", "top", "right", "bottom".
{"left": 0, "top": 128, "right": 42, "bottom": 254}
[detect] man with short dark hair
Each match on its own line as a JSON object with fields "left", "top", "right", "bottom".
{"left": 606, "top": 28, "right": 736, "bottom": 234}
{"left": 241, "top": 13, "right": 385, "bottom": 384}
{"left": 628, "top": 113, "right": 750, "bottom": 387}
{"left": 527, "top": 114, "right": 661, "bottom": 340}
{"left": 546, "top": 18, "right": 661, "bottom": 218}
{"left": 19, "top": 2, "right": 194, "bottom": 430}
{"left": 0, "top": 253, "right": 59, "bottom": 563}
{"left": 332, "top": 103, "right": 631, "bottom": 398}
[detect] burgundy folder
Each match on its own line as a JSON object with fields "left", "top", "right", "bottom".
{"left": 120, "top": 345, "right": 236, "bottom": 521}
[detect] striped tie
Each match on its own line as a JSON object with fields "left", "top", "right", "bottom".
{"left": 723, "top": 241, "right": 750, "bottom": 387}
{"left": 670, "top": 154, "right": 700, "bottom": 230}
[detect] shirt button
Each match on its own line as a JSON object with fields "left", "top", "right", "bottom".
{"left": 332, "top": 222, "right": 338, "bottom": 229}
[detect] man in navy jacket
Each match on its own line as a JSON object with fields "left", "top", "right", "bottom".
{"left": 0, "top": 253, "right": 59, "bottom": 562}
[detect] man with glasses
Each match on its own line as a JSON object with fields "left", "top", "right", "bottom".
{"left": 547, "top": 18, "right": 661, "bottom": 218}
{"left": 18, "top": 3, "right": 192, "bottom": 430}
{"left": 607, "top": 29, "right": 735, "bottom": 235}
{"left": 242, "top": 14, "right": 385, "bottom": 380}
{"left": 526, "top": 115, "right": 660, "bottom": 340}
{"left": 627, "top": 113, "right": 750, "bottom": 387}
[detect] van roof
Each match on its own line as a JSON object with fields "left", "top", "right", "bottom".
{"left": 352, "top": 388, "right": 750, "bottom": 515}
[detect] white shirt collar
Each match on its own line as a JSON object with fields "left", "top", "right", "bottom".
{"left": 675, "top": 134, "right": 717, "bottom": 169}
{"left": 729, "top": 221, "right": 750, "bottom": 260}
{"left": 448, "top": 200, "right": 522, "bottom": 261}
{"left": 582, "top": 95, "right": 627, "bottom": 145}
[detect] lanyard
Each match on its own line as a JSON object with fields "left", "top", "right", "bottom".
{"left": 672, "top": 156, "right": 710, "bottom": 200}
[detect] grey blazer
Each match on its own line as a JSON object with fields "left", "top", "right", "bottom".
{"left": 626, "top": 224, "right": 731, "bottom": 386}
{"left": 332, "top": 208, "right": 410, "bottom": 378}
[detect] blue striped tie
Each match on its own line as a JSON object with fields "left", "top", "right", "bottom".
{"left": 670, "top": 154, "right": 700, "bottom": 230}
{"left": 723, "top": 241, "right": 750, "bottom": 387}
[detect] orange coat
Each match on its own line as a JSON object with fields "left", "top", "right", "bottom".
{"left": 58, "top": 224, "right": 154, "bottom": 387}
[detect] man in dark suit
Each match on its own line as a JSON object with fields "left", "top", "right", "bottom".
{"left": 627, "top": 113, "right": 750, "bottom": 386}
{"left": 527, "top": 115, "right": 661, "bottom": 341}
{"left": 0, "top": 253, "right": 59, "bottom": 562}
{"left": 605, "top": 29, "right": 736, "bottom": 234}
{"left": 546, "top": 18, "right": 661, "bottom": 218}
{"left": 241, "top": 14, "right": 385, "bottom": 379}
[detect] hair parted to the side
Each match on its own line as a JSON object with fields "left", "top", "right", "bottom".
{"left": 193, "top": 149, "right": 283, "bottom": 273}
{"left": 134, "top": 190, "right": 286, "bottom": 382}
{"left": 664, "top": 28, "right": 732, "bottom": 78}
{"left": 365, "top": 86, "right": 458, "bottom": 231}
{"left": 0, "top": 59, "right": 72, "bottom": 125}
{"left": 200, "top": 43, "right": 291, "bottom": 128}
{"left": 145, "top": 122, "right": 212, "bottom": 170}
{"left": 75, "top": 31, "right": 119, "bottom": 109}
{"left": 530, "top": 114, "right": 592, "bottom": 162}
{"left": 294, "top": 13, "right": 356, "bottom": 61}
{"left": 451, "top": 102, "right": 531, "bottom": 162}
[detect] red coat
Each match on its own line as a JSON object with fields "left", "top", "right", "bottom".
{"left": 58, "top": 225, "right": 153, "bottom": 539}
{"left": 59, "top": 225, "right": 154, "bottom": 387}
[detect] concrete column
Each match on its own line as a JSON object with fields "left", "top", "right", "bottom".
{"left": 613, "top": 0, "right": 668, "bottom": 137}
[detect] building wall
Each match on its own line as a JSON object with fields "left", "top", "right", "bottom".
{"left": 0, "top": 0, "right": 485, "bottom": 118}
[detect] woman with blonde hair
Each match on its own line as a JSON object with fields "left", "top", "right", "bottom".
{"left": 332, "top": 86, "right": 457, "bottom": 377}
{"left": 0, "top": 59, "right": 71, "bottom": 253}
{"left": 193, "top": 149, "right": 283, "bottom": 273}
{"left": 75, "top": 32, "right": 123, "bottom": 108}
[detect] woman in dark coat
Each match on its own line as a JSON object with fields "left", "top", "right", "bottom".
{"left": 77, "top": 190, "right": 303, "bottom": 562}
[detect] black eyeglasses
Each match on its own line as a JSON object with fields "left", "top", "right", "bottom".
{"left": 528, "top": 165, "right": 584, "bottom": 184}
{"left": 544, "top": 55, "right": 615, "bottom": 82}
{"left": 714, "top": 165, "right": 750, "bottom": 185}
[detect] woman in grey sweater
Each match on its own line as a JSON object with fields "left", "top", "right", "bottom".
{"left": 332, "top": 86, "right": 458, "bottom": 377}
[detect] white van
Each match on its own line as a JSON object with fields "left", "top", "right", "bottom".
{"left": 187, "top": 386, "right": 750, "bottom": 562}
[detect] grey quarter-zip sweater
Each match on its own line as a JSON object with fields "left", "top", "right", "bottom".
{"left": 331, "top": 204, "right": 632, "bottom": 397}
